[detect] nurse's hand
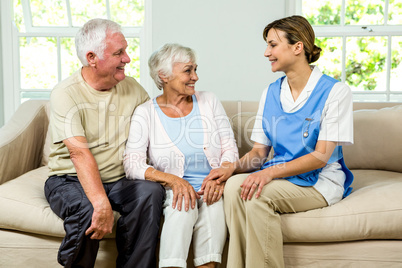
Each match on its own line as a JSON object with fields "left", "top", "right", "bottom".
{"left": 200, "top": 162, "right": 235, "bottom": 191}
{"left": 240, "top": 170, "right": 273, "bottom": 200}
{"left": 197, "top": 180, "right": 225, "bottom": 205}
{"left": 169, "top": 177, "right": 200, "bottom": 212}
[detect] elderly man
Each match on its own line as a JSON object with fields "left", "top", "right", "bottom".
{"left": 45, "top": 18, "right": 164, "bottom": 268}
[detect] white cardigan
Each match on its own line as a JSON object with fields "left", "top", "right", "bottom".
{"left": 123, "top": 91, "right": 239, "bottom": 180}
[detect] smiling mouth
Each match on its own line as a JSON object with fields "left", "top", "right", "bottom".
{"left": 117, "top": 66, "right": 125, "bottom": 70}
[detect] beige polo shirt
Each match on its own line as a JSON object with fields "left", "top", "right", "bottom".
{"left": 48, "top": 70, "right": 149, "bottom": 183}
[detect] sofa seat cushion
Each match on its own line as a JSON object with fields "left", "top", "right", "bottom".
{"left": 0, "top": 229, "right": 117, "bottom": 268}
{"left": 281, "top": 169, "right": 402, "bottom": 242}
{"left": 0, "top": 166, "right": 118, "bottom": 238}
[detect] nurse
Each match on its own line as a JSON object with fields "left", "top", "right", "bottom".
{"left": 201, "top": 15, "right": 354, "bottom": 267}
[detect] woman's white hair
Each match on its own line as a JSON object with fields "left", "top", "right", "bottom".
{"left": 148, "top": 43, "right": 197, "bottom": 90}
{"left": 75, "top": 18, "right": 122, "bottom": 66}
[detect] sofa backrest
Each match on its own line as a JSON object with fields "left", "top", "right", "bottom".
{"left": 40, "top": 100, "right": 402, "bottom": 173}
{"left": 41, "top": 102, "right": 51, "bottom": 166}
{"left": 221, "top": 101, "right": 258, "bottom": 158}
{"left": 0, "top": 100, "right": 49, "bottom": 184}
{"left": 222, "top": 101, "right": 402, "bottom": 173}
{"left": 343, "top": 104, "right": 402, "bottom": 172}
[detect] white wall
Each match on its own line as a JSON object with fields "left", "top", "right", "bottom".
{"left": 151, "top": 0, "right": 286, "bottom": 101}
{"left": 0, "top": 0, "right": 288, "bottom": 127}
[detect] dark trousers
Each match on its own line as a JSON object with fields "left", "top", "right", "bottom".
{"left": 44, "top": 175, "right": 165, "bottom": 268}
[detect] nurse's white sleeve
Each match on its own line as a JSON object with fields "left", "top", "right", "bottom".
{"left": 318, "top": 82, "right": 354, "bottom": 146}
{"left": 250, "top": 88, "right": 271, "bottom": 146}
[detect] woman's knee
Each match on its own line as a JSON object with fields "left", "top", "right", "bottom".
{"left": 162, "top": 205, "right": 198, "bottom": 237}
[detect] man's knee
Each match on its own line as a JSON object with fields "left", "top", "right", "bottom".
{"left": 137, "top": 180, "right": 165, "bottom": 202}
{"left": 45, "top": 176, "right": 92, "bottom": 219}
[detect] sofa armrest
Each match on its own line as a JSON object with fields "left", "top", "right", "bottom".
{"left": 0, "top": 100, "right": 49, "bottom": 185}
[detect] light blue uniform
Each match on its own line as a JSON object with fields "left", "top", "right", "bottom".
{"left": 261, "top": 75, "right": 354, "bottom": 197}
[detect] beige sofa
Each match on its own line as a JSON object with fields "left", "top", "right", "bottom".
{"left": 1, "top": 99, "right": 402, "bottom": 267}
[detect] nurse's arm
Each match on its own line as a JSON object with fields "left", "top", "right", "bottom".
{"left": 266, "top": 140, "right": 337, "bottom": 178}
{"left": 246, "top": 140, "right": 337, "bottom": 199}
{"left": 202, "top": 142, "right": 271, "bottom": 186}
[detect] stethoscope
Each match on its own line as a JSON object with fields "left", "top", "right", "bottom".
{"left": 303, "top": 118, "right": 312, "bottom": 138}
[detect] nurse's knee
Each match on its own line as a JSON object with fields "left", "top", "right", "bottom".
{"left": 224, "top": 174, "right": 247, "bottom": 198}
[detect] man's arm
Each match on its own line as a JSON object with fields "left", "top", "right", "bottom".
{"left": 63, "top": 136, "right": 114, "bottom": 240}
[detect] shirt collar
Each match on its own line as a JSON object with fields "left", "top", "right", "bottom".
{"left": 281, "top": 66, "right": 323, "bottom": 111}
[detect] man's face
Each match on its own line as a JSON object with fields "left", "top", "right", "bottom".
{"left": 95, "top": 32, "right": 131, "bottom": 88}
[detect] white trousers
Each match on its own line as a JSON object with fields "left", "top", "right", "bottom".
{"left": 159, "top": 189, "right": 227, "bottom": 268}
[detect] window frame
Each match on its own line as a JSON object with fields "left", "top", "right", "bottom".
{"left": 1, "top": 0, "right": 153, "bottom": 122}
{"left": 287, "top": 0, "right": 402, "bottom": 102}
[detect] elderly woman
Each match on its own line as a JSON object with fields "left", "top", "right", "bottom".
{"left": 123, "top": 43, "right": 238, "bottom": 268}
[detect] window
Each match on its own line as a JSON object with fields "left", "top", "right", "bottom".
{"left": 293, "top": 0, "right": 402, "bottom": 102}
{"left": 1, "top": 0, "right": 151, "bottom": 121}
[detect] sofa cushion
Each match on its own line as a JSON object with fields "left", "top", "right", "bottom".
{"left": 0, "top": 166, "right": 118, "bottom": 238}
{"left": 281, "top": 169, "right": 402, "bottom": 242}
{"left": 343, "top": 105, "right": 402, "bottom": 173}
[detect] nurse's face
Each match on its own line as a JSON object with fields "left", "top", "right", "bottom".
{"left": 264, "top": 29, "right": 296, "bottom": 73}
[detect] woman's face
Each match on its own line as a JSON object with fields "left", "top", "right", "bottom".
{"left": 264, "top": 29, "right": 296, "bottom": 73}
{"left": 164, "top": 61, "right": 198, "bottom": 96}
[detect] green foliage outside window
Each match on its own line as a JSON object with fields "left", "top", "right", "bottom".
{"left": 14, "top": 0, "right": 144, "bottom": 99}
{"left": 303, "top": 0, "right": 402, "bottom": 92}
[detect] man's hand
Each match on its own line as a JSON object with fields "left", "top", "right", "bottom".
{"left": 64, "top": 136, "right": 114, "bottom": 240}
{"left": 85, "top": 198, "right": 114, "bottom": 240}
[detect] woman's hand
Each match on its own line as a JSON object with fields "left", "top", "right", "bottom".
{"left": 240, "top": 170, "right": 273, "bottom": 200}
{"left": 197, "top": 180, "right": 225, "bottom": 206}
{"left": 168, "top": 177, "right": 200, "bottom": 212}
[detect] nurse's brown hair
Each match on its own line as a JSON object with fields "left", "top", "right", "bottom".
{"left": 263, "top": 15, "right": 322, "bottom": 64}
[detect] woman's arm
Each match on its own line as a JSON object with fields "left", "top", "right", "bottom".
{"left": 144, "top": 167, "right": 200, "bottom": 212}
{"left": 124, "top": 103, "right": 200, "bottom": 212}
{"left": 123, "top": 105, "right": 152, "bottom": 180}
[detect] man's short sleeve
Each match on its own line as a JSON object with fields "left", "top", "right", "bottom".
{"left": 50, "top": 88, "right": 85, "bottom": 143}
